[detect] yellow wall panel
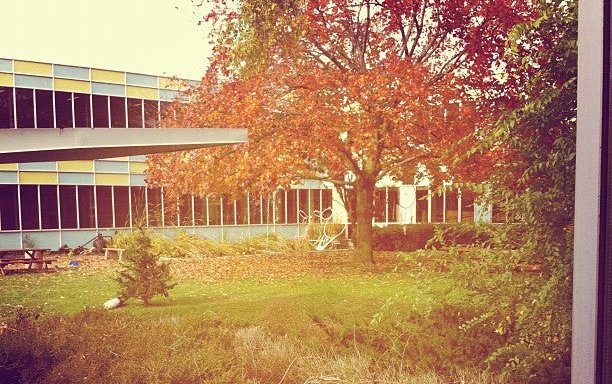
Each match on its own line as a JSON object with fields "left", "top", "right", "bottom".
{"left": 0, "top": 163, "right": 17, "bottom": 171}
{"left": 129, "top": 162, "right": 148, "bottom": 173}
{"left": 127, "top": 86, "right": 158, "bottom": 100}
{"left": 54, "top": 78, "right": 91, "bottom": 93}
{"left": 91, "top": 69, "right": 125, "bottom": 84}
{"left": 95, "top": 173, "right": 129, "bottom": 185}
{"left": 0, "top": 73, "right": 13, "bottom": 86}
{"left": 14, "top": 61, "right": 52, "bottom": 76}
{"left": 103, "top": 156, "right": 130, "bottom": 161}
{"left": 57, "top": 160, "right": 94, "bottom": 172}
{"left": 19, "top": 172, "right": 58, "bottom": 184}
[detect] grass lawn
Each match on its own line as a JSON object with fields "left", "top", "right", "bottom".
{"left": 0, "top": 250, "right": 531, "bottom": 383}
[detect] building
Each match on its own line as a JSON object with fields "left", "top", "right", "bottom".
{"left": 0, "top": 58, "right": 494, "bottom": 250}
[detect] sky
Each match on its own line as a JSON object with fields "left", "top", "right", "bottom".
{"left": 0, "top": 0, "right": 212, "bottom": 80}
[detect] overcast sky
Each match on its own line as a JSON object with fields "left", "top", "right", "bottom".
{"left": 0, "top": 0, "right": 212, "bottom": 79}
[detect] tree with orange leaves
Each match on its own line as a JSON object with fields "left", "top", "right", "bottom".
{"left": 148, "top": 0, "right": 533, "bottom": 263}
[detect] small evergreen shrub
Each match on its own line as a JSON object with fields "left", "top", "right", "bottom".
{"left": 116, "top": 228, "right": 176, "bottom": 306}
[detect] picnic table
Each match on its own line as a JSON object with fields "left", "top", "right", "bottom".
{"left": 0, "top": 248, "right": 54, "bottom": 275}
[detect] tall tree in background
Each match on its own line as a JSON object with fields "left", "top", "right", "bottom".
{"left": 148, "top": 0, "right": 533, "bottom": 263}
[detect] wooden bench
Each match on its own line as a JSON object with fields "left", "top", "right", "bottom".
{"left": 103, "top": 248, "right": 126, "bottom": 261}
{"left": 0, "top": 258, "right": 57, "bottom": 275}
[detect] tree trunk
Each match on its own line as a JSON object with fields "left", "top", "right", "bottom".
{"left": 353, "top": 177, "right": 375, "bottom": 264}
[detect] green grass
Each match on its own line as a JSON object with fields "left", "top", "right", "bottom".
{"left": 0, "top": 251, "right": 535, "bottom": 383}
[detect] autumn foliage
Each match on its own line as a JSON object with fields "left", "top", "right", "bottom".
{"left": 147, "top": 0, "right": 534, "bottom": 263}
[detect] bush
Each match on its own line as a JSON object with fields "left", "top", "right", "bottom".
{"left": 116, "top": 228, "right": 176, "bottom": 306}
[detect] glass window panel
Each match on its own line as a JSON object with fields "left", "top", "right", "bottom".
{"left": 92, "top": 95, "right": 109, "bottom": 128}
{"left": 77, "top": 185, "right": 95, "bottom": 228}
{"left": 249, "top": 194, "right": 262, "bottom": 225}
{"left": 322, "top": 189, "right": 333, "bottom": 213}
{"left": 274, "top": 191, "right": 286, "bottom": 224}
{"left": 73, "top": 93, "right": 91, "bottom": 128}
{"left": 445, "top": 190, "right": 459, "bottom": 223}
{"left": 159, "top": 101, "right": 173, "bottom": 119}
{"left": 222, "top": 196, "right": 235, "bottom": 225}
{"left": 0, "top": 86, "right": 15, "bottom": 128}
{"left": 54, "top": 91, "right": 73, "bottom": 128}
{"left": 261, "top": 195, "right": 272, "bottom": 224}
{"left": 311, "top": 189, "right": 322, "bottom": 217}
{"left": 0, "top": 185, "right": 20, "bottom": 230}
{"left": 431, "top": 192, "right": 444, "bottom": 223}
{"left": 460, "top": 189, "right": 475, "bottom": 223}
{"left": 388, "top": 188, "right": 399, "bottom": 222}
{"left": 193, "top": 196, "right": 207, "bottom": 225}
{"left": 492, "top": 205, "right": 506, "bottom": 223}
{"left": 40, "top": 185, "right": 59, "bottom": 230}
{"left": 163, "top": 189, "right": 177, "bottom": 226}
{"left": 179, "top": 195, "right": 193, "bottom": 226}
{"left": 35, "top": 89, "right": 54, "bottom": 128}
{"left": 208, "top": 196, "right": 221, "bottom": 225}
{"left": 144, "top": 100, "right": 159, "bottom": 128}
{"left": 127, "top": 98, "right": 143, "bottom": 128}
{"left": 96, "top": 186, "right": 113, "bottom": 228}
{"left": 59, "top": 185, "right": 77, "bottom": 229}
{"left": 286, "top": 190, "right": 298, "bottom": 224}
{"left": 235, "top": 195, "right": 248, "bottom": 225}
{"left": 114, "top": 186, "right": 130, "bottom": 228}
{"left": 131, "top": 186, "right": 146, "bottom": 226}
{"left": 298, "top": 189, "right": 310, "bottom": 222}
{"left": 110, "top": 96, "right": 126, "bottom": 128}
{"left": 15, "top": 88, "right": 34, "bottom": 128}
{"left": 416, "top": 188, "right": 429, "bottom": 223}
{"left": 373, "top": 188, "right": 386, "bottom": 222}
{"left": 20, "top": 185, "right": 39, "bottom": 230}
{"left": 147, "top": 187, "right": 162, "bottom": 227}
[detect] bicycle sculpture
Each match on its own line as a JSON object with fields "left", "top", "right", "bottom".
{"left": 301, "top": 207, "right": 348, "bottom": 251}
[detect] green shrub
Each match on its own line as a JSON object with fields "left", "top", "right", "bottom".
{"left": 116, "top": 228, "right": 176, "bottom": 306}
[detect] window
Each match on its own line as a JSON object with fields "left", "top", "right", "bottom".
{"left": 274, "top": 191, "right": 286, "bottom": 224}
{"left": 127, "top": 98, "right": 143, "bottom": 128}
{"left": 114, "top": 186, "right": 130, "bottom": 227}
{"left": 0, "top": 86, "right": 15, "bottom": 128}
{"left": 431, "top": 192, "right": 444, "bottom": 223}
{"left": 40, "top": 185, "right": 59, "bottom": 229}
{"left": 262, "top": 195, "right": 273, "bottom": 224}
{"left": 249, "top": 194, "right": 262, "bottom": 225}
{"left": 55, "top": 91, "right": 73, "bottom": 128}
{"left": 0, "top": 185, "right": 20, "bottom": 230}
{"left": 144, "top": 100, "right": 159, "bottom": 128}
{"left": 147, "top": 187, "right": 162, "bottom": 226}
{"left": 322, "top": 189, "right": 333, "bottom": 214}
{"left": 373, "top": 188, "right": 387, "bottom": 222}
{"left": 20, "top": 185, "right": 39, "bottom": 230}
{"left": 15, "top": 88, "right": 34, "bottom": 128}
{"left": 110, "top": 96, "right": 126, "bottom": 128}
{"left": 179, "top": 194, "right": 193, "bottom": 226}
{"left": 460, "top": 189, "right": 475, "bottom": 222}
{"left": 73, "top": 93, "right": 91, "bottom": 127}
{"left": 286, "top": 190, "right": 298, "bottom": 223}
{"left": 388, "top": 188, "right": 399, "bottom": 222}
{"left": 298, "top": 189, "right": 310, "bottom": 222}
{"left": 59, "top": 185, "right": 77, "bottom": 229}
{"left": 235, "top": 195, "right": 248, "bottom": 225}
{"left": 35, "top": 90, "right": 54, "bottom": 128}
{"left": 492, "top": 204, "right": 506, "bottom": 223}
{"left": 96, "top": 186, "right": 113, "bottom": 228}
{"left": 193, "top": 196, "right": 207, "bottom": 225}
{"left": 92, "top": 95, "right": 109, "bottom": 128}
{"left": 222, "top": 196, "right": 235, "bottom": 225}
{"left": 78, "top": 186, "right": 95, "bottom": 228}
{"left": 416, "top": 188, "right": 428, "bottom": 223}
{"left": 163, "top": 189, "right": 177, "bottom": 226}
{"left": 208, "top": 196, "right": 221, "bottom": 225}
{"left": 131, "top": 186, "right": 146, "bottom": 226}
{"left": 445, "top": 190, "right": 459, "bottom": 223}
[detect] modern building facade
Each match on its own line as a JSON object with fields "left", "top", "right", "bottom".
{"left": 0, "top": 58, "right": 494, "bottom": 250}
